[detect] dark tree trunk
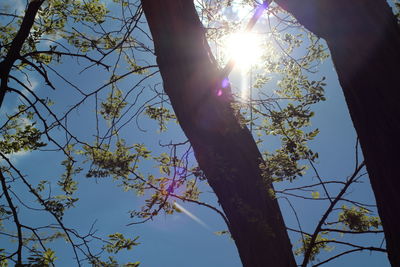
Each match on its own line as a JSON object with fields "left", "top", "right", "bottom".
{"left": 141, "top": 1, "right": 296, "bottom": 266}
{"left": 0, "top": 0, "right": 45, "bottom": 107}
{"left": 275, "top": 0, "right": 400, "bottom": 265}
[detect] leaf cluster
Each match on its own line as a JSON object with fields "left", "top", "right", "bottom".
{"left": 339, "top": 205, "right": 381, "bottom": 232}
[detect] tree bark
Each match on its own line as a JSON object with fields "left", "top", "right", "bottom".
{"left": 274, "top": 1, "right": 400, "bottom": 266}
{"left": 141, "top": 1, "right": 296, "bottom": 266}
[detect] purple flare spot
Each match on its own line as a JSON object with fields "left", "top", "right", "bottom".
{"left": 221, "top": 78, "right": 229, "bottom": 88}
{"left": 217, "top": 89, "right": 223, "bottom": 96}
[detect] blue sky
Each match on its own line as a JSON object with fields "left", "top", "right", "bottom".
{"left": 0, "top": 0, "right": 391, "bottom": 266}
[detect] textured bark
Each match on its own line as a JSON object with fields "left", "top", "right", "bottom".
{"left": 275, "top": 1, "right": 400, "bottom": 266}
{"left": 141, "top": 1, "right": 296, "bottom": 266}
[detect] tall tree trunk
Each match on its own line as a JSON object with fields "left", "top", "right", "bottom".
{"left": 275, "top": 0, "right": 400, "bottom": 265}
{"left": 141, "top": 1, "right": 296, "bottom": 266}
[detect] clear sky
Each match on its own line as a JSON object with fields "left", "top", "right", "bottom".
{"left": 0, "top": 0, "right": 391, "bottom": 266}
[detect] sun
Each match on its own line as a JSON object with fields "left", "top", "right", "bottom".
{"left": 223, "top": 32, "right": 263, "bottom": 70}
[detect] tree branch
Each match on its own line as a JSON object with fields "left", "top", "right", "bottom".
{"left": 0, "top": 0, "right": 45, "bottom": 107}
{"left": 301, "top": 161, "right": 366, "bottom": 267}
{"left": 0, "top": 169, "right": 23, "bottom": 265}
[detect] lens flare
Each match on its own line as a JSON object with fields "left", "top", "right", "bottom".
{"left": 224, "top": 32, "right": 263, "bottom": 69}
{"left": 174, "top": 202, "right": 209, "bottom": 230}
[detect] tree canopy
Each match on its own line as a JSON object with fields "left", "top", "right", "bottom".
{"left": 0, "top": 0, "right": 398, "bottom": 266}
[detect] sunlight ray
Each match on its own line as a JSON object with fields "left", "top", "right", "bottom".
{"left": 174, "top": 202, "right": 210, "bottom": 230}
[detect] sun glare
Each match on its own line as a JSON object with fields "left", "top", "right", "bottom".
{"left": 224, "top": 32, "right": 263, "bottom": 70}
{"left": 173, "top": 202, "right": 209, "bottom": 230}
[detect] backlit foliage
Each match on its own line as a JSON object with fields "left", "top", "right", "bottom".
{"left": 295, "top": 233, "right": 333, "bottom": 261}
{"left": 339, "top": 205, "right": 381, "bottom": 232}
{"left": 0, "top": 0, "right": 386, "bottom": 265}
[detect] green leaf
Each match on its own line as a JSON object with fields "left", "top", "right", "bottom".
{"left": 311, "top": 191, "right": 320, "bottom": 199}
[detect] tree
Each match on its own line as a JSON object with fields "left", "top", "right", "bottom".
{"left": 143, "top": 0, "right": 400, "bottom": 266}
{"left": 141, "top": 1, "right": 299, "bottom": 266}
{"left": 270, "top": 1, "right": 400, "bottom": 266}
{"left": 0, "top": 0, "right": 393, "bottom": 266}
